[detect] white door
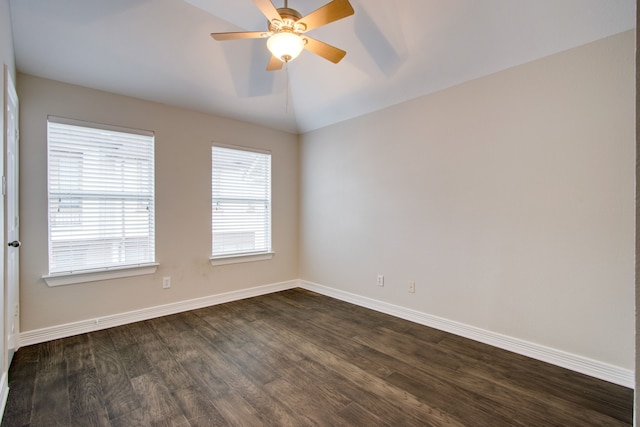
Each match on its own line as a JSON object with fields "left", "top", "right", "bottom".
{"left": 5, "top": 69, "right": 19, "bottom": 362}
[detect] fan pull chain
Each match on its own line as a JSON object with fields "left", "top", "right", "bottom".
{"left": 285, "top": 62, "right": 290, "bottom": 113}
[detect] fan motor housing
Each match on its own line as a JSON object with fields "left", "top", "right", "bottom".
{"left": 276, "top": 7, "right": 302, "bottom": 21}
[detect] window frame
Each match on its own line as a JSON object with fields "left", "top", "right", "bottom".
{"left": 210, "top": 143, "right": 274, "bottom": 266}
{"left": 43, "top": 116, "right": 157, "bottom": 286}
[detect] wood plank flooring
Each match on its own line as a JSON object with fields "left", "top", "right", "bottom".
{"left": 0, "top": 288, "right": 633, "bottom": 426}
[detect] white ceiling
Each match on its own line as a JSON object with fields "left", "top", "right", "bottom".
{"left": 9, "top": 0, "right": 636, "bottom": 134}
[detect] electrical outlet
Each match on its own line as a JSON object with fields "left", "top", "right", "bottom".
{"left": 377, "top": 274, "right": 384, "bottom": 287}
{"left": 408, "top": 281, "right": 416, "bottom": 293}
{"left": 162, "top": 276, "right": 171, "bottom": 289}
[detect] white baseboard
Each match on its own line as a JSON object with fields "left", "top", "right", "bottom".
{"left": 17, "top": 278, "right": 633, "bottom": 389}
{"left": 299, "top": 280, "right": 634, "bottom": 389}
{"left": 19, "top": 280, "right": 299, "bottom": 347}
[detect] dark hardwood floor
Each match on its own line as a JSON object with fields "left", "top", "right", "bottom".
{"left": 0, "top": 288, "right": 633, "bottom": 426}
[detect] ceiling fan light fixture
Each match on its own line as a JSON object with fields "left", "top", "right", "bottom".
{"left": 267, "top": 31, "right": 305, "bottom": 62}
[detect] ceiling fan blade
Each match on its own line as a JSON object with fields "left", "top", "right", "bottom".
{"left": 253, "top": 0, "right": 281, "bottom": 23}
{"left": 298, "top": 0, "right": 354, "bottom": 32}
{"left": 211, "top": 31, "right": 267, "bottom": 41}
{"left": 303, "top": 37, "right": 347, "bottom": 63}
{"left": 267, "top": 55, "right": 284, "bottom": 71}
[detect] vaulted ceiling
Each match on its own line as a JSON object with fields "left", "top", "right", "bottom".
{"left": 8, "top": 0, "right": 635, "bottom": 133}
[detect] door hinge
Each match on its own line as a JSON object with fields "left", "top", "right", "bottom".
{"left": 2, "top": 176, "right": 6, "bottom": 196}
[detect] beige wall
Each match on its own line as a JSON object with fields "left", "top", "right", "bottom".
{"left": 18, "top": 74, "right": 299, "bottom": 331}
{"left": 300, "top": 31, "right": 635, "bottom": 370}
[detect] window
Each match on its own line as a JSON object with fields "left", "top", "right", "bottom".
{"left": 45, "top": 117, "right": 156, "bottom": 285}
{"left": 211, "top": 145, "right": 272, "bottom": 264}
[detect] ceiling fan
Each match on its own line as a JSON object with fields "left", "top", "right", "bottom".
{"left": 210, "top": 0, "right": 354, "bottom": 71}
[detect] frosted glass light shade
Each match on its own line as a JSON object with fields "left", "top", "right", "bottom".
{"left": 267, "top": 32, "right": 305, "bottom": 62}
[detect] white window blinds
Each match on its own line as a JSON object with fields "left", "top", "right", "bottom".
{"left": 47, "top": 118, "right": 155, "bottom": 274}
{"left": 211, "top": 145, "right": 272, "bottom": 257}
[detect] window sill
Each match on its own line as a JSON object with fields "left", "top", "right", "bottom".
{"left": 209, "top": 252, "right": 274, "bottom": 266}
{"left": 43, "top": 263, "right": 159, "bottom": 287}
